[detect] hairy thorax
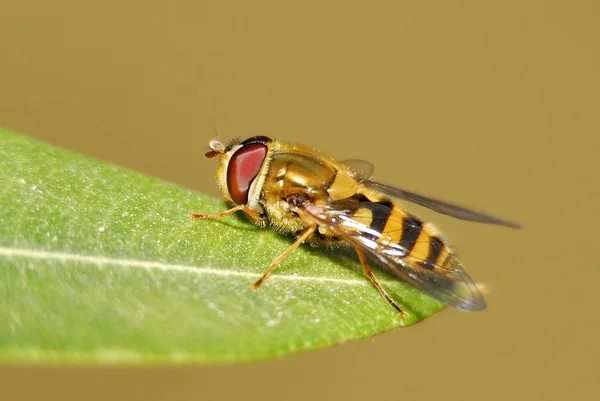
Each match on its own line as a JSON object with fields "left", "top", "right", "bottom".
{"left": 258, "top": 150, "right": 349, "bottom": 246}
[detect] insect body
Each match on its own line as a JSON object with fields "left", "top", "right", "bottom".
{"left": 194, "top": 136, "right": 519, "bottom": 315}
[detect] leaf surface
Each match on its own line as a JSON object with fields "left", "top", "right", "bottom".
{"left": 0, "top": 129, "right": 443, "bottom": 364}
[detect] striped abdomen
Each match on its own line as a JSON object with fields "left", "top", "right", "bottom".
{"left": 345, "top": 201, "right": 453, "bottom": 271}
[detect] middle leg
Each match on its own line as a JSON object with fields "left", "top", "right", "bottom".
{"left": 353, "top": 244, "right": 406, "bottom": 316}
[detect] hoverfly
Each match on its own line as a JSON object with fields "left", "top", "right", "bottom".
{"left": 194, "top": 136, "right": 519, "bottom": 315}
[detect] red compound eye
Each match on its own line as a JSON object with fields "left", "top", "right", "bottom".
{"left": 227, "top": 143, "right": 268, "bottom": 204}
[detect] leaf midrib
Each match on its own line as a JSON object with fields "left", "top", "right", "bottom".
{"left": 0, "top": 246, "right": 398, "bottom": 287}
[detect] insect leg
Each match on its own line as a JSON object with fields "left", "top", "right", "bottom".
{"left": 191, "top": 204, "right": 263, "bottom": 220}
{"left": 251, "top": 225, "right": 317, "bottom": 289}
{"left": 353, "top": 245, "right": 406, "bottom": 316}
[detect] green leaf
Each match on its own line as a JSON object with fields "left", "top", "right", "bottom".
{"left": 0, "top": 128, "right": 444, "bottom": 364}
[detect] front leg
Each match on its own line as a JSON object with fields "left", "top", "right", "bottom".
{"left": 251, "top": 225, "right": 317, "bottom": 289}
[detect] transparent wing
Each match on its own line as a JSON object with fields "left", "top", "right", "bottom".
{"left": 302, "top": 202, "right": 486, "bottom": 311}
{"left": 341, "top": 159, "right": 375, "bottom": 179}
{"left": 363, "top": 180, "right": 521, "bottom": 229}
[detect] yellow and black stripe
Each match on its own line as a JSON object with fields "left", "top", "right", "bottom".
{"left": 350, "top": 201, "right": 452, "bottom": 272}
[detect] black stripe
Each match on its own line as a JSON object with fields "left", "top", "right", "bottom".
{"left": 398, "top": 217, "right": 423, "bottom": 254}
{"left": 423, "top": 236, "right": 444, "bottom": 270}
{"left": 358, "top": 202, "right": 392, "bottom": 242}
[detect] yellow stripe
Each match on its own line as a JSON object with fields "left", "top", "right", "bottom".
{"left": 377, "top": 212, "right": 403, "bottom": 246}
{"left": 409, "top": 229, "right": 431, "bottom": 263}
{"left": 436, "top": 246, "right": 453, "bottom": 269}
{"left": 348, "top": 207, "right": 373, "bottom": 234}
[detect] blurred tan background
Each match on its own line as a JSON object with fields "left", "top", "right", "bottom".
{"left": 1, "top": 1, "right": 599, "bottom": 400}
